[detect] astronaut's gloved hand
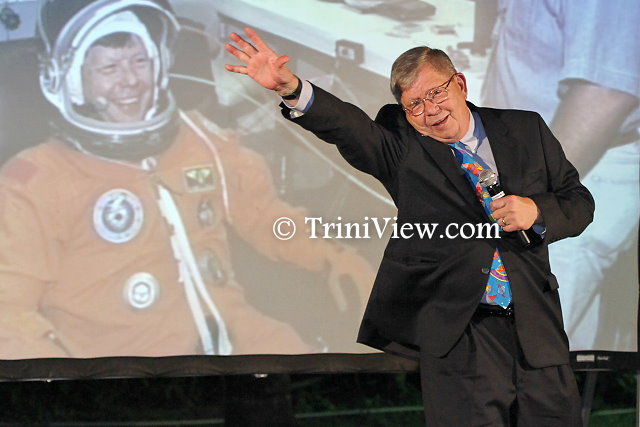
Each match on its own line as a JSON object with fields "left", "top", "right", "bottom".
{"left": 324, "top": 244, "right": 375, "bottom": 313}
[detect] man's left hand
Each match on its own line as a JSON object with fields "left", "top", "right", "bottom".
{"left": 491, "top": 195, "right": 541, "bottom": 232}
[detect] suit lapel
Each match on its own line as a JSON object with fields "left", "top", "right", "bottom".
{"left": 474, "top": 105, "right": 523, "bottom": 197}
{"left": 417, "top": 132, "right": 480, "bottom": 208}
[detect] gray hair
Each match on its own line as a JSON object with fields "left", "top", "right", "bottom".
{"left": 390, "top": 46, "right": 456, "bottom": 104}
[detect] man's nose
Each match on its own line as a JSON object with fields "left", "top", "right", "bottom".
{"left": 119, "top": 63, "right": 140, "bottom": 86}
{"left": 423, "top": 99, "right": 441, "bottom": 116}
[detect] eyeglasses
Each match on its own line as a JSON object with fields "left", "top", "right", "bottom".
{"left": 402, "top": 73, "right": 457, "bottom": 116}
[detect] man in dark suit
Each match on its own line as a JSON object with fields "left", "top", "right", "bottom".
{"left": 225, "top": 27, "right": 594, "bottom": 426}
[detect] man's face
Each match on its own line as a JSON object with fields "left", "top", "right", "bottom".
{"left": 82, "top": 35, "right": 154, "bottom": 123}
{"left": 400, "top": 65, "right": 470, "bottom": 143}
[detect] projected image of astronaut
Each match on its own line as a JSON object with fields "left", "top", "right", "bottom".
{"left": 0, "top": 0, "right": 373, "bottom": 359}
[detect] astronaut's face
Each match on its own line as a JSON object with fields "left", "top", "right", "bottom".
{"left": 82, "top": 34, "right": 154, "bottom": 123}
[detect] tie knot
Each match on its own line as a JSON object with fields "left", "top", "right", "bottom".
{"left": 451, "top": 141, "right": 466, "bottom": 151}
{"left": 450, "top": 141, "right": 472, "bottom": 157}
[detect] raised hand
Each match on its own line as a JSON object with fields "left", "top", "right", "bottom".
{"left": 224, "top": 27, "right": 299, "bottom": 96}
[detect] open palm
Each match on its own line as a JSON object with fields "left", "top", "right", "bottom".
{"left": 225, "top": 27, "right": 297, "bottom": 94}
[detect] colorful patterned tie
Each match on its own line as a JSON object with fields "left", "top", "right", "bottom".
{"left": 450, "top": 142, "right": 512, "bottom": 308}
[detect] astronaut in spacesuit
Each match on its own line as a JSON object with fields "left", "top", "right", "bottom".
{"left": 0, "top": 0, "right": 373, "bottom": 358}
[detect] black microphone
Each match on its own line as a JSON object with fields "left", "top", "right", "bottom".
{"left": 478, "top": 168, "right": 535, "bottom": 247}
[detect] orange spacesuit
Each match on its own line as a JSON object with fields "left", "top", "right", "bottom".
{"left": 0, "top": 112, "right": 370, "bottom": 358}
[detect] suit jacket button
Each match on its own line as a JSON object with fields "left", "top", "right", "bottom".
{"left": 481, "top": 267, "right": 490, "bottom": 274}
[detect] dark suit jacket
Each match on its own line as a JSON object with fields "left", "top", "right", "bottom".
{"left": 283, "top": 85, "right": 594, "bottom": 368}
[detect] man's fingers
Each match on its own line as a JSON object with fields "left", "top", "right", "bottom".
{"left": 244, "top": 27, "right": 272, "bottom": 53}
{"left": 223, "top": 63, "right": 247, "bottom": 75}
{"left": 491, "top": 195, "right": 539, "bottom": 231}
{"left": 229, "top": 32, "right": 258, "bottom": 55}
{"left": 500, "top": 218, "right": 516, "bottom": 231}
{"left": 272, "top": 55, "right": 291, "bottom": 70}
{"left": 492, "top": 206, "right": 508, "bottom": 220}
{"left": 230, "top": 28, "right": 272, "bottom": 56}
{"left": 502, "top": 223, "right": 517, "bottom": 232}
{"left": 224, "top": 43, "right": 250, "bottom": 63}
{"left": 228, "top": 31, "right": 243, "bottom": 44}
{"left": 489, "top": 196, "right": 510, "bottom": 210}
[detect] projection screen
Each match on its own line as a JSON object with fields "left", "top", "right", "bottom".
{"left": 0, "top": 0, "right": 637, "bottom": 378}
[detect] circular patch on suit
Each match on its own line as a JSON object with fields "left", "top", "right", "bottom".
{"left": 93, "top": 189, "right": 144, "bottom": 243}
{"left": 123, "top": 272, "right": 159, "bottom": 310}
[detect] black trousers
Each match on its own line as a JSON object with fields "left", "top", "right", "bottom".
{"left": 419, "top": 310, "right": 582, "bottom": 427}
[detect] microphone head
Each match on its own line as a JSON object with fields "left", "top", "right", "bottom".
{"left": 478, "top": 168, "right": 498, "bottom": 187}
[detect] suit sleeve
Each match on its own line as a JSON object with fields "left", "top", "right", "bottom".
{"left": 0, "top": 157, "right": 70, "bottom": 358}
{"left": 222, "top": 136, "right": 343, "bottom": 272}
{"left": 281, "top": 84, "right": 409, "bottom": 184}
{"left": 528, "top": 113, "right": 595, "bottom": 243}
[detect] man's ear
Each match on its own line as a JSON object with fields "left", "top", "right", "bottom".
{"left": 455, "top": 73, "right": 468, "bottom": 98}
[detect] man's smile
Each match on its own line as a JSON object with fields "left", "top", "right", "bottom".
{"left": 431, "top": 114, "right": 449, "bottom": 128}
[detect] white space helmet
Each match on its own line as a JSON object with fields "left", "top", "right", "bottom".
{"left": 37, "top": 0, "right": 181, "bottom": 160}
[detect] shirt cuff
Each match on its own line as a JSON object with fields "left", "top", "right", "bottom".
{"left": 282, "top": 79, "right": 314, "bottom": 118}
{"left": 532, "top": 223, "right": 546, "bottom": 236}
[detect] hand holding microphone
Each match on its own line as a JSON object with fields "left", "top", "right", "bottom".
{"left": 479, "top": 169, "right": 541, "bottom": 247}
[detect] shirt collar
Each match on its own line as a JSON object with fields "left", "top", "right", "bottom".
{"left": 450, "top": 108, "right": 497, "bottom": 174}
{"left": 459, "top": 109, "right": 484, "bottom": 152}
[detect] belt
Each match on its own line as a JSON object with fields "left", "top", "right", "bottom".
{"left": 474, "top": 304, "right": 514, "bottom": 318}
